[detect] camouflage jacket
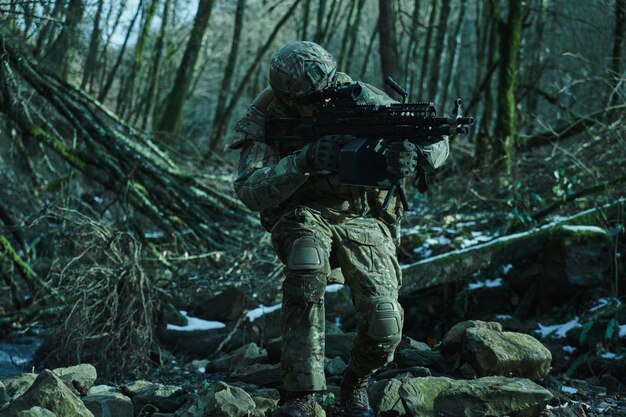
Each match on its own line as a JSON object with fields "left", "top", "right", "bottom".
{"left": 229, "top": 73, "right": 449, "bottom": 230}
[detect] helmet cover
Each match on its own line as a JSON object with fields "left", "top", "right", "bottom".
{"left": 269, "top": 41, "right": 337, "bottom": 101}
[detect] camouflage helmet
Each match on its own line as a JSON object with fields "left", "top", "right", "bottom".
{"left": 269, "top": 41, "right": 337, "bottom": 101}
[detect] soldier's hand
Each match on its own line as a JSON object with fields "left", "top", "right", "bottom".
{"left": 297, "top": 135, "right": 347, "bottom": 173}
{"left": 386, "top": 140, "right": 418, "bottom": 178}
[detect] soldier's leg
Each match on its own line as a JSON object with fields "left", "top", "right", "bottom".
{"left": 272, "top": 209, "right": 333, "bottom": 392}
{"left": 335, "top": 218, "right": 403, "bottom": 378}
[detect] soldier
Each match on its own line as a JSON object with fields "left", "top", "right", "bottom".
{"left": 229, "top": 41, "right": 449, "bottom": 417}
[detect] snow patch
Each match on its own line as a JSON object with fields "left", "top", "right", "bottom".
{"left": 501, "top": 264, "right": 513, "bottom": 275}
{"left": 246, "top": 303, "right": 282, "bottom": 322}
{"left": 325, "top": 284, "right": 344, "bottom": 293}
{"left": 496, "top": 314, "right": 512, "bottom": 320}
{"left": 601, "top": 352, "right": 623, "bottom": 360}
{"left": 535, "top": 317, "right": 581, "bottom": 338}
{"left": 619, "top": 325, "right": 626, "bottom": 338}
{"left": 589, "top": 298, "right": 621, "bottom": 313}
{"left": 167, "top": 311, "right": 226, "bottom": 331}
{"left": 562, "top": 345, "right": 577, "bottom": 353}
{"left": 468, "top": 278, "right": 503, "bottom": 290}
{"left": 561, "top": 386, "right": 578, "bottom": 394}
{"left": 560, "top": 225, "right": 606, "bottom": 234}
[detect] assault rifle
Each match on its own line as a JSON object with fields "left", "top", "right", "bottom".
{"left": 266, "top": 77, "right": 474, "bottom": 211}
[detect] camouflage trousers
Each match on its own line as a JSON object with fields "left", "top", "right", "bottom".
{"left": 271, "top": 206, "right": 403, "bottom": 392}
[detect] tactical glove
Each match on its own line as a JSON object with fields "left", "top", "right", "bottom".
{"left": 297, "top": 135, "right": 346, "bottom": 173}
{"left": 386, "top": 140, "right": 418, "bottom": 178}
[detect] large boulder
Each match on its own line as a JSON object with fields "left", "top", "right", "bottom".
{"left": 3, "top": 369, "right": 94, "bottom": 417}
{"left": 123, "top": 380, "right": 186, "bottom": 414}
{"left": 434, "top": 377, "right": 553, "bottom": 417}
{"left": 542, "top": 225, "right": 612, "bottom": 287}
{"left": 325, "top": 333, "right": 355, "bottom": 362}
{"left": 204, "top": 382, "right": 256, "bottom": 417}
{"left": 52, "top": 364, "right": 97, "bottom": 396}
{"left": 82, "top": 391, "right": 133, "bottom": 417}
{"left": 368, "top": 378, "right": 406, "bottom": 416}
{"left": 2, "top": 373, "right": 38, "bottom": 399}
{"left": 246, "top": 387, "right": 280, "bottom": 416}
{"left": 441, "top": 320, "right": 503, "bottom": 354}
{"left": 205, "top": 343, "right": 268, "bottom": 373}
{"left": 463, "top": 327, "right": 552, "bottom": 380}
{"left": 396, "top": 376, "right": 552, "bottom": 417}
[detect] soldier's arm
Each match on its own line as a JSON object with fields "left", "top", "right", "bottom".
{"left": 233, "top": 138, "right": 308, "bottom": 212}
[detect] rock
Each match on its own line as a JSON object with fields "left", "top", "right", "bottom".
{"left": 52, "top": 364, "right": 97, "bottom": 396}
{"left": 205, "top": 382, "right": 256, "bottom": 417}
{"left": 313, "top": 403, "right": 325, "bottom": 417}
{"left": 324, "top": 357, "right": 347, "bottom": 376}
{"left": 228, "top": 363, "right": 282, "bottom": 387}
{"left": 463, "top": 327, "right": 552, "bottom": 379}
{"left": 325, "top": 333, "right": 355, "bottom": 362}
{"left": 158, "top": 325, "right": 237, "bottom": 356}
{"left": 0, "top": 381, "right": 10, "bottom": 408}
{"left": 374, "top": 365, "right": 431, "bottom": 380}
{"left": 397, "top": 376, "right": 551, "bottom": 417}
{"left": 16, "top": 406, "right": 58, "bottom": 417}
{"left": 368, "top": 378, "right": 406, "bottom": 416}
{"left": 123, "top": 380, "right": 186, "bottom": 414}
{"left": 193, "top": 287, "right": 255, "bottom": 322}
{"left": 543, "top": 225, "right": 612, "bottom": 287}
{"left": 398, "top": 376, "right": 457, "bottom": 416}
{"left": 246, "top": 387, "right": 280, "bottom": 416}
{"left": 169, "top": 391, "right": 208, "bottom": 417}
{"left": 435, "top": 377, "right": 553, "bottom": 417}
{"left": 3, "top": 369, "right": 94, "bottom": 417}
{"left": 2, "top": 373, "right": 37, "bottom": 398}
{"left": 441, "top": 320, "right": 503, "bottom": 354}
{"left": 205, "top": 343, "right": 268, "bottom": 373}
{"left": 82, "top": 391, "right": 133, "bottom": 417}
{"left": 394, "top": 346, "right": 445, "bottom": 371}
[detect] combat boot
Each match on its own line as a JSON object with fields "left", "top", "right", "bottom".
{"left": 272, "top": 392, "right": 316, "bottom": 417}
{"left": 340, "top": 369, "right": 374, "bottom": 417}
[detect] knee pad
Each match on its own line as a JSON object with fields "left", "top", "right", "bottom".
{"left": 287, "top": 237, "right": 326, "bottom": 271}
{"left": 367, "top": 299, "right": 403, "bottom": 342}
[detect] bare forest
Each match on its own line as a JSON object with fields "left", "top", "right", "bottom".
{"left": 0, "top": 0, "right": 625, "bottom": 416}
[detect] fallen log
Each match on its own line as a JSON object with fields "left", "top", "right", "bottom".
{"left": 400, "top": 198, "right": 625, "bottom": 294}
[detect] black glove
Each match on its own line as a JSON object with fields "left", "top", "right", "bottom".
{"left": 386, "top": 140, "right": 418, "bottom": 178}
{"left": 297, "top": 135, "right": 347, "bottom": 173}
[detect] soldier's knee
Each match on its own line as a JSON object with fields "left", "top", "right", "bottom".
{"left": 366, "top": 298, "right": 403, "bottom": 342}
{"left": 283, "top": 236, "right": 330, "bottom": 304}
{"left": 287, "top": 236, "right": 328, "bottom": 272}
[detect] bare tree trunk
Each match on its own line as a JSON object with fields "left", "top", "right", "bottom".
{"left": 203, "top": 0, "right": 302, "bottom": 160}
{"left": 378, "top": 0, "right": 399, "bottom": 94}
{"left": 358, "top": 24, "right": 378, "bottom": 80}
{"left": 81, "top": 0, "right": 104, "bottom": 90}
{"left": 345, "top": 0, "right": 366, "bottom": 73}
{"left": 97, "top": 0, "right": 142, "bottom": 103}
{"left": 417, "top": 0, "right": 437, "bottom": 98}
{"left": 404, "top": 0, "right": 420, "bottom": 95}
{"left": 314, "top": 0, "right": 326, "bottom": 44}
{"left": 440, "top": 1, "right": 464, "bottom": 107}
{"left": 140, "top": 0, "right": 172, "bottom": 130}
{"left": 117, "top": 0, "right": 160, "bottom": 119}
{"left": 300, "top": 0, "right": 310, "bottom": 40}
{"left": 157, "top": 0, "right": 216, "bottom": 135}
{"left": 427, "top": 0, "right": 450, "bottom": 99}
{"left": 42, "top": 0, "right": 85, "bottom": 79}
{"left": 337, "top": 0, "right": 356, "bottom": 70}
{"left": 493, "top": 0, "right": 522, "bottom": 172}
{"left": 208, "top": 0, "right": 246, "bottom": 151}
{"left": 609, "top": 0, "right": 625, "bottom": 105}
{"left": 33, "top": 0, "right": 65, "bottom": 59}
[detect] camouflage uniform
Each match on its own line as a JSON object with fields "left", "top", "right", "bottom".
{"left": 230, "top": 43, "right": 448, "bottom": 394}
